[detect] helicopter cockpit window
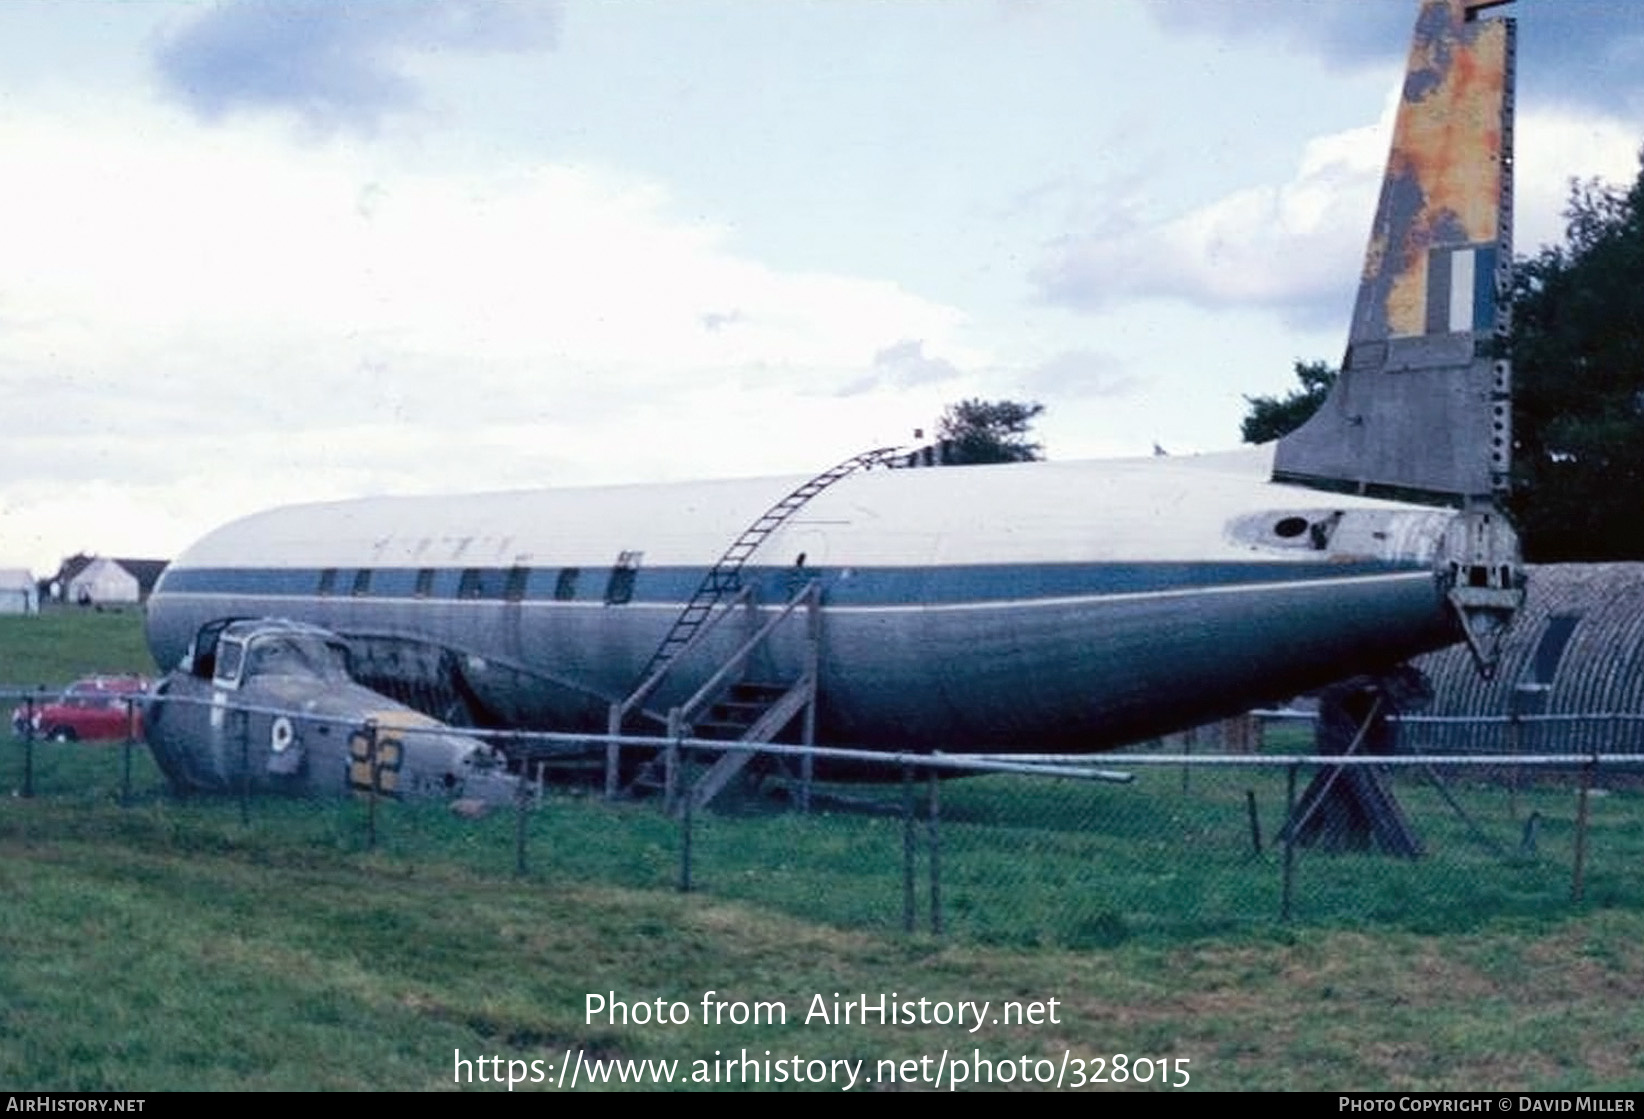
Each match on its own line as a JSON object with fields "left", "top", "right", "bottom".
{"left": 213, "top": 640, "right": 246, "bottom": 689}
{"left": 243, "top": 635, "right": 351, "bottom": 682}
{"left": 189, "top": 618, "right": 237, "bottom": 679}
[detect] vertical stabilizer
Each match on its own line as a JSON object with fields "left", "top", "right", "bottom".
{"left": 1274, "top": 0, "right": 1515, "bottom": 506}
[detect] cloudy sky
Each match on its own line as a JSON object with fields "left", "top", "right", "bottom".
{"left": 2, "top": 0, "right": 1641, "bottom": 574}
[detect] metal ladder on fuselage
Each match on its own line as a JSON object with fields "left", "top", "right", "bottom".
{"left": 630, "top": 445, "right": 902, "bottom": 692}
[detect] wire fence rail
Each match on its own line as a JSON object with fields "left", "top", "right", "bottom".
{"left": 7, "top": 684, "right": 1644, "bottom": 945}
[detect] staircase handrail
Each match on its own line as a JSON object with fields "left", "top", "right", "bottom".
{"left": 670, "top": 580, "right": 819, "bottom": 730}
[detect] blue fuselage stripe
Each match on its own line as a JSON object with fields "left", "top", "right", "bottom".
{"left": 155, "top": 560, "right": 1422, "bottom": 608}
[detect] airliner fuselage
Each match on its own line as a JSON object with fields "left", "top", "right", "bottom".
{"left": 145, "top": 451, "right": 1463, "bottom": 752}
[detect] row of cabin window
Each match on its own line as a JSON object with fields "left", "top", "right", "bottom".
{"left": 314, "top": 559, "right": 639, "bottom": 605}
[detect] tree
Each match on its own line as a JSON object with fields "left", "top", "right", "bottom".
{"left": 935, "top": 398, "right": 1046, "bottom": 465}
{"left": 1240, "top": 360, "right": 1337, "bottom": 444}
{"left": 1509, "top": 156, "right": 1644, "bottom": 562}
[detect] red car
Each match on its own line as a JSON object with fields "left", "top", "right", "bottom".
{"left": 10, "top": 675, "right": 150, "bottom": 742}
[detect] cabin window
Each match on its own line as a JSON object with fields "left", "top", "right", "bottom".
{"left": 554, "top": 568, "right": 579, "bottom": 601}
{"left": 317, "top": 568, "right": 337, "bottom": 596}
{"left": 458, "top": 568, "right": 510, "bottom": 600}
{"left": 605, "top": 551, "right": 642, "bottom": 605}
{"left": 414, "top": 568, "right": 435, "bottom": 598}
{"left": 370, "top": 569, "right": 418, "bottom": 598}
{"left": 351, "top": 569, "right": 373, "bottom": 597}
{"left": 505, "top": 566, "right": 529, "bottom": 603}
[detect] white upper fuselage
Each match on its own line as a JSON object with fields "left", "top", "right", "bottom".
{"left": 158, "top": 449, "right": 1451, "bottom": 575}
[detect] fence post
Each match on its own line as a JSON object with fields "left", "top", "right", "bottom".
{"left": 121, "top": 696, "right": 136, "bottom": 807}
{"left": 238, "top": 708, "right": 251, "bottom": 828}
{"left": 605, "top": 703, "right": 622, "bottom": 801}
{"left": 1281, "top": 762, "right": 1298, "bottom": 922}
{"left": 21, "top": 694, "right": 35, "bottom": 799}
{"left": 1572, "top": 754, "right": 1596, "bottom": 904}
{"left": 1245, "top": 789, "right": 1263, "bottom": 856}
{"left": 927, "top": 768, "right": 942, "bottom": 936}
{"left": 902, "top": 764, "right": 915, "bottom": 933}
{"left": 664, "top": 710, "right": 682, "bottom": 815}
{"left": 514, "top": 735, "right": 530, "bottom": 877}
{"left": 1507, "top": 707, "right": 1522, "bottom": 822}
{"left": 363, "top": 718, "right": 379, "bottom": 851}
{"left": 800, "top": 582, "right": 818, "bottom": 815}
{"left": 679, "top": 781, "right": 694, "bottom": 893}
{"left": 1180, "top": 728, "right": 1192, "bottom": 794}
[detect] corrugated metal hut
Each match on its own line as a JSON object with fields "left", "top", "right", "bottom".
{"left": 1409, "top": 564, "right": 1644, "bottom": 754}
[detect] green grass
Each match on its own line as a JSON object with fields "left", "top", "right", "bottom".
{"left": 0, "top": 604, "right": 157, "bottom": 689}
{"left": 5, "top": 609, "right": 1644, "bottom": 1090}
{"left": 15, "top": 694, "right": 1627, "bottom": 947}
{"left": 5, "top": 783, "right": 1644, "bottom": 1091}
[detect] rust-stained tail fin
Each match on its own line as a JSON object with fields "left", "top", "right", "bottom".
{"left": 1274, "top": 0, "right": 1515, "bottom": 507}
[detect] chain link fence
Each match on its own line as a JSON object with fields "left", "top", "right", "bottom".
{"left": 7, "top": 685, "right": 1643, "bottom": 946}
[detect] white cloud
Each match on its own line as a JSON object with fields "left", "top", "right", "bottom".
{"left": 1021, "top": 349, "right": 1137, "bottom": 400}
{"left": 1034, "top": 97, "right": 1641, "bottom": 324}
{"left": 1034, "top": 98, "right": 1392, "bottom": 320}
{"left": 1, "top": 111, "right": 966, "bottom": 383}
{"left": 0, "top": 101, "right": 982, "bottom": 571}
{"left": 1514, "top": 110, "right": 1641, "bottom": 253}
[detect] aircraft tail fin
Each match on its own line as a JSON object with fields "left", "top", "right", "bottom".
{"left": 1274, "top": 0, "right": 1515, "bottom": 508}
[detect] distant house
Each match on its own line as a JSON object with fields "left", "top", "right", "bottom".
{"left": 0, "top": 569, "right": 37, "bottom": 615}
{"left": 66, "top": 558, "right": 139, "bottom": 605}
{"left": 45, "top": 554, "right": 169, "bottom": 605}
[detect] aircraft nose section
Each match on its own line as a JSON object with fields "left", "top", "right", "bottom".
{"left": 372, "top": 715, "right": 521, "bottom": 803}
{"left": 453, "top": 756, "right": 522, "bottom": 805}
{"left": 444, "top": 736, "right": 520, "bottom": 804}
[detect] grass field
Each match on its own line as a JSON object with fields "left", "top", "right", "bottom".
{"left": 0, "top": 603, "right": 157, "bottom": 687}
{"left": 3, "top": 610, "right": 1643, "bottom": 1090}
